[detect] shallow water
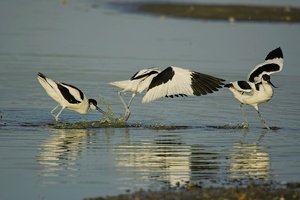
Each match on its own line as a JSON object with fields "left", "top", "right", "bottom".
{"left": 1, "top": 0, "right": 300, "bottom": 200}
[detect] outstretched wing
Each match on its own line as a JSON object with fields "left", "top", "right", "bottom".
{"left": 142, "top": 66, "right": 225, "bottom": 103}
{"left": 247, "top": 47, "right": 283, "bottom": 83}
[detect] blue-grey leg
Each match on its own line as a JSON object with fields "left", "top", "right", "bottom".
{"left": 127, "top": 93, "right": 136, "bottom": 108}
{"left": 118, "top": 91, "right": 131, "bottom": 122}
{"left": 257, "top": 110, "right": 270, "bottom": 130}
{"left": 51, "top": 105, "right": 60, "bottom": 118}
{"left": 54, "top": 106, "right": 65, "bottom": 121}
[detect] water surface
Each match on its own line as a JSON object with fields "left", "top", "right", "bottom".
{"left": 0, "top": 0, "right": 300, "bottom": 200}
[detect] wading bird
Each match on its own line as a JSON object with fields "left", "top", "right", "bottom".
{"left": 109, "top": 66, "right": 225, "bottom": 113}
{"left": 224, "top": 47, "right": 283, "bottom": 129}
{"left": 37, "top": 72, "right": 105, "bottom": 121}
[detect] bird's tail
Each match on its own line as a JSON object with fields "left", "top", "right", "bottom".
{"left": 37, "top": 72, "right": 49, "bottom": 85}
{"left": 37, "top": 72, "right": 57, "bottom": 91}
{"left": 37, "top": 72, "right": 47, "bottom": 80}
{"left": 108, "top": 80, "right": 133, "bottom": 90}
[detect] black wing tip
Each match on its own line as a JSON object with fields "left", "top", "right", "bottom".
{"left": 218, "top": 78, "right": 226, "bottom": 87}
{"left": 37, "top": 72, "right": 47, "bottom": 79}
{"left": 265, "top": 47, "right": 283, "bottom": 60}
{"left": 193, "top": 71, "right": 225, "bottom": 81}
{"left": 166, "top": 94, "right": 188, "bottom": 98}
{"left": 191, "top": 72, "right": 226, "bottom": 95}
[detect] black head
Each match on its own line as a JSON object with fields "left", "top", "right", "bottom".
{"left": 262, "top": 74, "right": 270, "bottom": 81}
{"left": 88, "top": 99, "right": 105, "bottom": 114}
{"left": 262, "top": 74, "right": 277, "bottom": 88}
{"left": 88, "top": 99, "right": 97, "bottom": 106}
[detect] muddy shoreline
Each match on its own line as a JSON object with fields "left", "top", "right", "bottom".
{"left": 112, "top": 2, "right": 300, "bottom": 22}
{"left": 84, "top": 182, "right": 300, "bottom": 200}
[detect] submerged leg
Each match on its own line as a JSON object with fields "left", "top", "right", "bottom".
{"left": 237, "top": 103, "right": 249, "bottom": 129}
{"left": 118, "top": 91, "right": 131, "bottom": 121}
{"left": 239, "top": 103, "right": 248, "bottom": 123}
{"left": 257, "top": 110, "right": 270, "bottom": 130}
{"left": 54, "top": 106, "right": 65, "bottom": 121}
{"left": 51, "top": 105, "right": 60, "bottom": 117}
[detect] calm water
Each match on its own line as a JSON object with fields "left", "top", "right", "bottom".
{"left": 1, "top": 0, "right": 300, "bottom": 200}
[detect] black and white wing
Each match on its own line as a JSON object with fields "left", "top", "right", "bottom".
{"left": 38, "top": 72, "right": 62, "bottom": 103}
{"left": 130, "top": 67, "right": 161, "bottom": 93}
{"left": 225, "top": 81, "right": 255, "bottom": 93}
{"left": 130, "top": 67, "right": 161, "bottom": 80}
{"left": 38, "top": 72, "right": 85, "bottom": 105}
{"left": 108, "top": 67, "right": 161, "bottom": 93}
{"left": 142, "top": 66, "right": 225, "bottom": 103}
{"left": 247, "top": 47, "right": 283, "bottom": 83}
{"left": 57, "top": 82, "right": 85, "bottom": 104}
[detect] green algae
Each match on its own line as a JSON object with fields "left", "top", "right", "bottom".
{"left": 47, "top": 120, "right": 127, "bottom": 129}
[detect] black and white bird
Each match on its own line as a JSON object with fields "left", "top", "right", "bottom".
{"left": 108, "top": 67, "right": 161, "bottom": 113}
{"left": 37, "top": 72, "right": 105, "bottom": 121}
{"left": 224, "top": 47, "right": 283, "bottom": 129}
{"left": 109, "top": 66, "right": 225, "bottom": 112}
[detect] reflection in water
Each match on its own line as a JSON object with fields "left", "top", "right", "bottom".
{"left": 37, "top": 129, "right": 96, "bottom": 176}
{"left": 190, "top": 144, "right": 220, "bottom": 181}
{"left": 114, "top": 134, "right": 190, "bottom": 187}
{"left": 113, "top": 134, "right": 223, "bottom": 187}
{"left": 36, "top": 128, "right": 271, "bottom": 189}
{"left": 228, "top": 132, "right": 270, "bottom": 179}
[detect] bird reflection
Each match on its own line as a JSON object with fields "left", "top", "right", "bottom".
{"left": 189, "top": 144, "right": 220, "bottom": 181}
{"left": 228, "top": 131, "right": 270, "bottom": 179}
{"left": 114, "top": 134, "right": 190, "bottom": 187}
{"left": 113, "top": 134, "right": 223, "bottom": 187}
{"left": 37, "top": 129, "right": 96, "bottom": 175}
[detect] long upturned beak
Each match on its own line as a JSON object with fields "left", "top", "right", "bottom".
{"left": 96, "top": 106, "right": 106, "bottom": 115}
{"left": 268, "top": 80, "right": 277, "bottom": 88}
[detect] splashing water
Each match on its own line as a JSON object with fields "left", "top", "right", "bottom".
{"left": 98, "top": 98, "right": 130, "bottom": 124}
{"left": 46, "top": 98, "right": 130, "bottom": 129}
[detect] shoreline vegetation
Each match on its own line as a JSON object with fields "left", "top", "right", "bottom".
{"left": 138, "top": 3, "right": 300, "bottom": 22}
{"left": 130, "top": 3, "right": 300, "bottom": 22}
{"left": 84, "top": 182, "right": 300, "bottom": 200}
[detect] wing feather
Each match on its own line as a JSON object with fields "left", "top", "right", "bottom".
{"left": 37, "top": 72, "right": 64, "bottom": 103}
{"left": 247, "top": 47, "right": 284, "bottom": 83}
{"left": 37, "top": 72, "right": 85, "bottom": 105}
{"left": 58, "top": 82, "right": 84, "bottom": 104}
{"left": 226, "top": 81, "right": 254, "bottom": 93}
{"left": 142, "top": 66, "right": 225, "bottom": 103}
{"left": 109, "top": 67, "right": 161, "bottom": 93}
